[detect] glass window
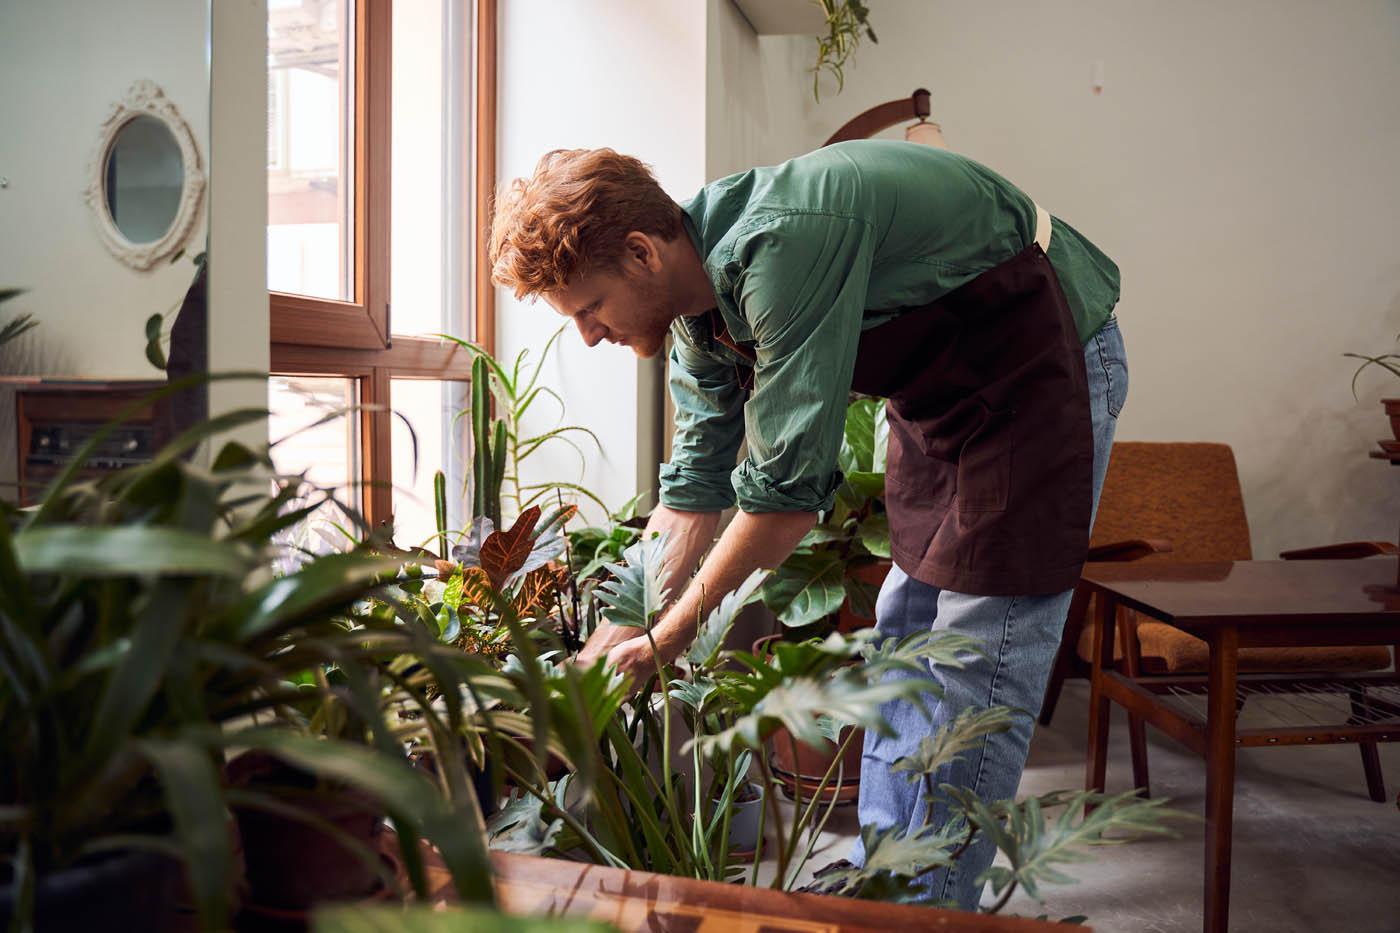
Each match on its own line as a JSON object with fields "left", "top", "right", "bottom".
{"left": 267, "top": 375, "right": 359, "bottom": 571}
{"left": 391, "top": 0, "right": 458, "bottom": 339}
{"left": 267, "top": 0, "right": 355, "bottom": 301}
{"left": 390, "top": 378, "right": 469, "bottom": 554}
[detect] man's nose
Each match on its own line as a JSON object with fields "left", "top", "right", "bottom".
{"left": 575, "top": 315, "right": 604, "bottom": 347}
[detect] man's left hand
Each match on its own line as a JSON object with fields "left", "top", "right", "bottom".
{"left": 604, "top": 635, "right": 668, "bottom": 692}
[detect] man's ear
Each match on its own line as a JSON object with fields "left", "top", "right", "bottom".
{"left": 621, "top": 231, "right": 657, "bottom": 271}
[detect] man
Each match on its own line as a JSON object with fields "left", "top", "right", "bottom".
{"left": 489, "top": 140, "right": 1128, "bottom": 910}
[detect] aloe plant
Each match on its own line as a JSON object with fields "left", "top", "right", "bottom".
{"left": 1345, "top": 332, "right": 1400, "bottom": 398}
{"left": 443, "top": 326, "right": 604, "bottom": 524}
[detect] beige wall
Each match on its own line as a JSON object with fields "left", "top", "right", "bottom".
{"left": 707, "top": 0, "right": 1400, "bottom": 558}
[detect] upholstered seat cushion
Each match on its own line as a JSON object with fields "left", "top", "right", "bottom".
{"left": 1076, "top": 614, "right": 1392, "bottom": 675}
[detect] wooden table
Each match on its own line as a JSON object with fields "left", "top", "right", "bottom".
{"left": 1080, "top": 558, "right": 1400, "bottom": 932}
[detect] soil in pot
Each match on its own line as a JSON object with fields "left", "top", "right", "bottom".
{"left": 226, "top": 749, "right": 389, "bottom": 915}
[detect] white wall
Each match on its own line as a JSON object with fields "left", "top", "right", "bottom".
{"left": 0, "top": 0, "right": 211, "bottom": 380}
{"left": 707, "top": 0, "right": 1400, "bottom": 558}
{"left": 496, "top": 0, "right": 708, "bottom": 522}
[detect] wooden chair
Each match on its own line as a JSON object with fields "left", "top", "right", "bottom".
{"left": 1038, "top": 441, "right": 1397, "bottom": 801}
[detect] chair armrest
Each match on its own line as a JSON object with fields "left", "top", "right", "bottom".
{"left": 1279, "top": 541, "right": 1398, "bottom": 560}
{"left": 1087, "top": 538, "right": 1174, "bottom": 563}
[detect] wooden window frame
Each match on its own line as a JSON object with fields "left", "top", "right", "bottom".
{"left": 269, "top": 0, "right": 497, "bottom": 530}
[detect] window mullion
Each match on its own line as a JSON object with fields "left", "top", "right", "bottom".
{"left": 361, "top": 365, "right": 394, "bottom": 532}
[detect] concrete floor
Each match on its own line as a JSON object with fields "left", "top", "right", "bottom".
{"left": 764, "top": 678, "right": 1400, "bottom": 932}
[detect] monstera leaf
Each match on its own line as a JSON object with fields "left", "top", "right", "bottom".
{"left": 594, "top": 533, "right": 671, "bottom": 629}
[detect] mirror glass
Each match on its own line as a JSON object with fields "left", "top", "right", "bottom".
{"left": 104, "top": 115, "right": 186, "bottom": 244}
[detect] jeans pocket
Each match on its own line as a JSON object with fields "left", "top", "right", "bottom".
{"left": 1093, "top": 317, "right": 1129, "bottom": 418}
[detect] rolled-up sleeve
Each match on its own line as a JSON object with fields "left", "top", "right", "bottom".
{"left": 658, "top": 339, "right": 747, "bottom": 512}
{"left": 730, "top": 213, "right": 874, "bottom": 514}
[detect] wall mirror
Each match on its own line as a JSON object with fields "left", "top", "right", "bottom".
{"left": 0, "top": 0, "right": 210, "bottom": 505}
{"left": 84, "top": 80, "right": 206, "bottom": 271}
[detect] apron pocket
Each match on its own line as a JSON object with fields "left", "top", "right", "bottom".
{"left": 952, "top": 404, "right": 1016, "bottom": 513}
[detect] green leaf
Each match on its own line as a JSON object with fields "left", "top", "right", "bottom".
{"left": 762, "top": 549, "right": 846, "bottom": 628}
{"left": 943, "top": 786, "right": 1189, "bottom": 904}
{"left": 225, "top": 729, "right": 497, "bottom": 906}
{"left": 855, "top": 512, "right": 890, "bottom": 558}
{"left": 14, "top": 525, "right": 251, "bottom": 577}
{"left": 595, "top": 533, "right": 671, "bottom": 629}
{"left": 891, "top": 706, "right": 1020, "bottom": 782}
{"left": 840, "top": 397, "right": 882, "bottom": 474}
{"left": 222, "top": 551, "right": 404, "bottom": 641}
{"left": 138, "top": 739, "right": 232, "bottom": 930}
{"left": 686, "top": 568, "right": 768, "bottom": 668}
{"left": 486, "top": 789, "right": 563, "bottom": 855}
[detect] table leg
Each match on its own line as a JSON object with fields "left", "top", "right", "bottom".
{"left": 1085, "top": 592, "right": 1117, "bottom": 793}
{"left": 1203, "top": 624, "right": 1239, "bottom": 933}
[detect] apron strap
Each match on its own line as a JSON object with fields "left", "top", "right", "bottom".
{"left": 1033, "top": 201, "right": 1052, "bottom": 252}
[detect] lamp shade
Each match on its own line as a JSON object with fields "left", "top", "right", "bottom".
{"left": 905, "top": 120, "right": 947, "bottom": 149}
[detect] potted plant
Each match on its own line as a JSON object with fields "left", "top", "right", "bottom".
{"left": 478, "top": 532, "right": 1185, "bottom": 910}
{"left": 759, "top": 396, "right": 890, "bottom": 801}
{"left": 0, "top": 385, "right": 496, "bottom": 931}
{"left": 731, "top": 0, "right": 878, "bottom": 101}
{"left": 1346, "top": 333, "right": 1400, "bottom": 446}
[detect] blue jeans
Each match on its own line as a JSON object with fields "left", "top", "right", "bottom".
{"left": 851, "top": 316, "right": 1128, "bottom": 909}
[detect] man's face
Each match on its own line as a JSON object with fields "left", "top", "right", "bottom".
{"left": 544, "top": 262, "right": 678, "bottom": 359}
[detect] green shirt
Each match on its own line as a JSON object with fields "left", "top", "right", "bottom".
{"left": 659, "top": 139, "right": 1120, "bottom": 515}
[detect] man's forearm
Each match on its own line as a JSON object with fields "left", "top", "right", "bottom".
{"left": 644, "top": 504, "right": 721, "bottom": 607}
{"left": 647, "top": 509, "right": 816, "bottom": 663}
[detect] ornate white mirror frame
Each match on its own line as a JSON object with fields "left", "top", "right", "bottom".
{"left": 83, "top": 80, "right": 206, "bottom": 272}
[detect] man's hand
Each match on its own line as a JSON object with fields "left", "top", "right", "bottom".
{"left": 576, "top": 621, "right": 639, "bottom": 667}
{"left": 602, "top": 635, "right": 665, "bottom": 690}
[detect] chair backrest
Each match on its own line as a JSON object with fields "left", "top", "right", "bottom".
{"left": 1092, "top": 442, "right": 1253, "bottom": 562}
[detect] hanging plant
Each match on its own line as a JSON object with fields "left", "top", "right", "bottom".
{"left": 813, "top": 0, "right": 878, "bottom": 101}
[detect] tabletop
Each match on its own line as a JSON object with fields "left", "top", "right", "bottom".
{"left": 1078, "top": 558, "right": 1400, "bottom": 628}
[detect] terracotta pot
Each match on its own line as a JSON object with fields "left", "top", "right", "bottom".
{"left": 752, "top": 634, "right": 863, "bottom": 806}
{"left": 836, "top": 559, "right": 893, "bottom": 633}
{"left": 1384, "top": 398, "right": 1400, "bottom": 442}
{"left": 225, "top": 750, "right": 387, "bottom": 914}
{"left": 769, "top": 722, "right": 863, "bottom": 805}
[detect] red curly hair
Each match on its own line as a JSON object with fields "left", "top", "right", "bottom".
{"left": 489, "top": 148, "right": 683, "bottom": 299}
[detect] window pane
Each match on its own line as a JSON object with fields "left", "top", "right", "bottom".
{"left": 267, "top": 375, "right": 360, "bottom": 571}
{"left": 391, "top": 378, "right": 468, "bottom": 555}
{"left": 267, "top": 0, "right": 355, "bottom": 301}
{"left": 391, "top": 0, "right": 454, "bottom": 338}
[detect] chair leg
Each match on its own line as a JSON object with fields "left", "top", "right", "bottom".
{"left": 1121, "top": 608, "right": 1151, "bottom": 798}
{"left": 1349, "top": 687, "right": 1387, "bottom": 803}
{"left": 1040, "top": 587, "right": 1091, "bottom": 726}
{"left": 1359, "top": 743, "right": 1387, "bottom": 803}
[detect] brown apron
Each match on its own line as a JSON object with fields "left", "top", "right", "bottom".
{"left": 708, "top": 241, "right": 1093, "bottom": 597}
